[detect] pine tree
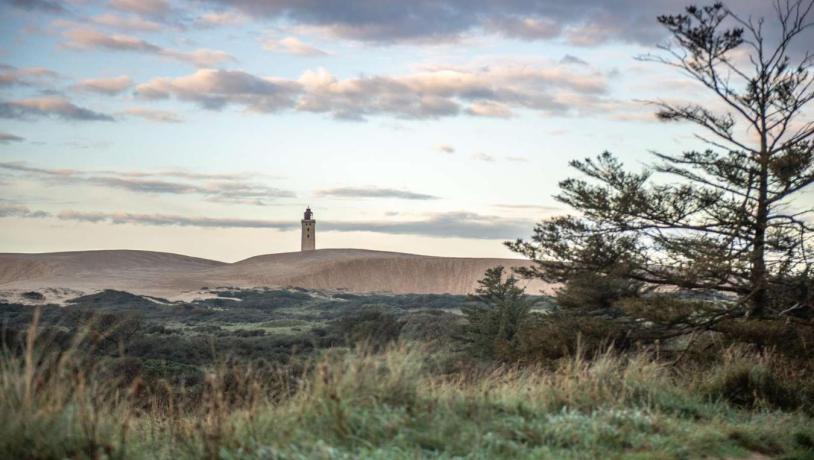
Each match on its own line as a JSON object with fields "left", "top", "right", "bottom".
{"left": 508, "top": 2, "right": 814, "bottom": 320}
{"left": 459, "top": 266, "right": 533, "bottom": 358}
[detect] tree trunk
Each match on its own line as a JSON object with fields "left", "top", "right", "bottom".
{"left": 750, "top": 123, "right": 770, "bottom": 316}
{"left": 750, "top": 168, "right": 769, "bottom": 316}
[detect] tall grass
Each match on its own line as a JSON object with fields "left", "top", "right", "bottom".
{"left": 2, "top": 318, "right": 813, "bottom": 459}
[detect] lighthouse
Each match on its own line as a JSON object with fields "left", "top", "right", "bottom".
{"left": 301, "top": 207, "right": 315, "bottom": 251}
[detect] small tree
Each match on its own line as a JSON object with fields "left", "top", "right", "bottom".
{"left": 459, "top": 266, "right": 533, "bottom": 358}
{"left": 509, "top": 1, "right": 814, "bottom": 322}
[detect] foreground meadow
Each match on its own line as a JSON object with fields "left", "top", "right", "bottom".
{"left": 2, "top": 316, "right": 813, "bottom": 459}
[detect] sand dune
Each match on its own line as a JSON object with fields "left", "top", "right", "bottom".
{"left": 0, "top": 248, "right": 551, "bottom": 299}
{"left": 0, "top": 250, "right": 225, "bottom": 296}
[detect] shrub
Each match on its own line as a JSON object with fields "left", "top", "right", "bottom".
{"left": 21, "top": 291, "right": 44, "bottom": 301}
{"left": 555, "top": 272, "right": 641, "bottom": 311}
{"left": 459, "top": 266, "right": 534, "bottom": 359}
{"left": 399, "top": 310, "right": 462, "bottom": 343}
{"left": 233, "top": 329, "right": 266, "bottom": 337}
{"left": 331, "top": 307, "right": 404, "bottom": 349}
{"left": 511, "top": 313, "right": 634, "bottom": 363}
{"left": 700, "top": 349, "right": 809, "bottom": 412}
{"left": 714, "top": 318, "right": 814, "bottom": 357}
{"left": 766, "top": 273, "right": 814, "bottom": 318}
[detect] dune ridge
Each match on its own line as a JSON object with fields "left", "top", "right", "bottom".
{"left": 0, "top": 248, "right": 550, "bottom": 298}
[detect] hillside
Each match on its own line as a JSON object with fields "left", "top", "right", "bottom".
{"left": 0, "top": 248, "right": 551, "bottom": 299}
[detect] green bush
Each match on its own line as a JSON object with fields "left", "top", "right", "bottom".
{"left": 555, "top": 272, "right": 642, "bottom": 311}
{"left": 714, "top": 318, "right": 814, "bottom": 356}
{"left": 700, "top": 349, "right": 807, "bottom": 412}
{"left": 511, "top": 313, "right": 634, "bottom": 363}
{"left": 399, "top": 310, "right": 462, "bottom": 343}
{"left": 459, "top": 266, "right": 534, "bottom": 359}
{"left": 331, "top": 307, "right": 404, "bottom": 349}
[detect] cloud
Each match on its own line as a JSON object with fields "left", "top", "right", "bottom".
{"left": 115, "top": 170, "right": 262, "bottom": 181}
{"left": 51, "top": 209, "right": 532, "bottom": 239}
{"left": 201, "top": 0, "right": 480, "bottom": 43}
{"left": 190, "top": 0, "right": 810, "bottom": 60}
{"left": 490, "top": 204, "right": 564, "bottom": 221}
{"left": 91, "top": 13, "right": 162, "bottom": 32}
{"left": 323, "top": 212, "right": 533, "bottom": 239}
{"left": 135, "top": 68, "right": 301, "bottom": 111}
{"left": 109, "top": 0, "right": 170, "bottom": 17}
{"left": 63, "top": 27, "right": 235, "bottom": 67}
{"left": 465, "top": 101, "right": 513, "bottom": 118}
{"left": 560, "top": 54, "right": 588, "bottom": 66}
{"left": 0, "top": 96, "right": 114, "bottom": 121}
{"left": 55, "top": 210, "right": 296, "bottom": 229}
{"left": 195, "top": 11, "right": 247, "bottom": 27}
{"left": 64, "top": 27, "right": 160, "bottom": 52}
{"left": 0, "top": 162, "right": 75, "bottom": 176}
{"left": 263, "top": 37, "right": 330, "bottom": 56}
{"left": 14, "top": 0, "right": 788, "bottom": 51}
{"left": 165, "top": 49, "right": 236, "bottom": 67}
{"left": 0, "top": 204, "right": 50, "bottom": 219}
{"left": 135, "top": 61, "right": 610, "bottom": 121}
{"left": 471, "top": 153, "right": 495, "bottom": 162}
{"left": 197, "top": 0, "right": 689, "bottom": 45}
{"left": 437, "top": 144, "right": 455, "bottom": 154}
{"left": 60, "top": 139, "right": 112, "bottom": 150}
{"left": 316, "top": 187, "right": 440, "bottom": 200}
{"left": 565, "top": 22, "right": 626, "bottom": 47}
{"left": 487, "top": 16, "right": 562, "bottom": 40}
{"left": 505, "top": 156, "right": 528, "bottom": 162}
{"left": 7, "top": 0, "right": 67, "bottom": 14}
{"left": 74, "top": 75, "right": 133, "bottom": 95}
{"left": 122, "top": 107, "right": 183, "bottom": 123}
{"left": 0, "top": 132, "right": 25, "bottom": 144}
{"left": 0, "top": 161, "right": 293, "bottom": 206}
{"left": 493, "top": 204, "right": 561, "bottom": 212}
{"left": 295, "top": 63, "right": 607, "bottom": 120}
{"left": 0, "top": 64, "right": 60, "bottom": 87}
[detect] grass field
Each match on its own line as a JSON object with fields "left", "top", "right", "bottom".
{"left": 2, "top": 338, "right": 814, "bottom": 458}
{"left": 1, "top": 289, "right": 813, "bottom": 459}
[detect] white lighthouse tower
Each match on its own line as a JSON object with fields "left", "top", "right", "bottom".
{"left": 301, "top": 207, "right": 315, "bottom": 251}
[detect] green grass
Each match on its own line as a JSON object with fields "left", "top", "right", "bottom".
{"left": 2, "top": 320, "right": 813, "bottom": 460}
{"left": 1, "top": 291, "right": 813, "bottom": 459}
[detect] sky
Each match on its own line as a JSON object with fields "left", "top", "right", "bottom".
{"left": 0, "top": 0, "right": 810, "bottom": 262}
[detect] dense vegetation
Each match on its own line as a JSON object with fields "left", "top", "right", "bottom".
{"left": 0, "top": 288, "right": 477, "bottom": 388}
{"left": 2, "top": 286, "right": 814, "bottom": 459}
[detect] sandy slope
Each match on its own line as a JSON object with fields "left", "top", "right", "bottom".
{"left": 0, "top": 250, "right": 225, "bottom": 297}
{"left": 0, "top": 248, "right": 551, "bottom": 298}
